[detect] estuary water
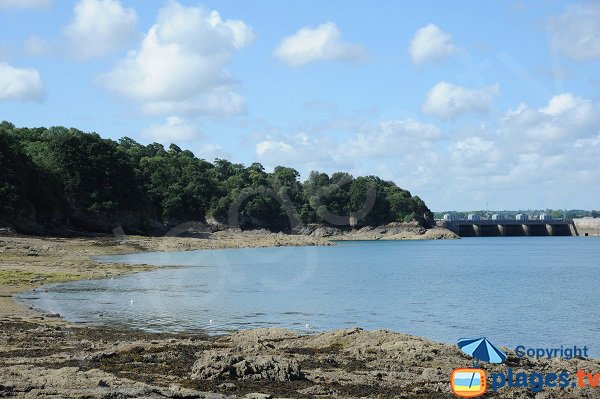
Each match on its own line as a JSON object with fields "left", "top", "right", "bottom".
{"left": 18, "top": 237, "right": 600, "bottom": 355}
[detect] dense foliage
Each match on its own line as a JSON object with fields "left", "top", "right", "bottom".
{"left": 0, "top": 122, "right": 434, "bottom": 233}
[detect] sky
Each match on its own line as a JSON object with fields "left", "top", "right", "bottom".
{"left": 0, "top": 0, "right": 599, "bottom": 211}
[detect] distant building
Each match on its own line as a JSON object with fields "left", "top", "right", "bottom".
{"left": 539, "top": 213, "right": 552, "bottom": 221}
{"left": 516, "top": 213, "right": 529, "bottom": 221}
{"left": 443, "top": 214, "right": 454, "bottom": 221}
{"left": 467, "top": 214, "right": 481, "bottom": 221}
{"left": 491, "top": 214, "right": 501, "bottom": 221}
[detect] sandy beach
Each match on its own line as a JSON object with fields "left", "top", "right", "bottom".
{"left": 1, "top": 231, "right": 598, "bottom": 398}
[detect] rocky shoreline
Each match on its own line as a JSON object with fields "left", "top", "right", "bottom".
{"left": 1, "top": 231, "right": 598, "bottom": 398}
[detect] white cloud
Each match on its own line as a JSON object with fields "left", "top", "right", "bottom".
{"left": 254, "top": 118, "right": 442, "bottom": 171}
{"left": 195, "top": 143, "right": 230, "bottom": 161}
{"left": 344, "top": 119, "right": 442, "bottom": 158}
{"left": 0, "top": 0, "right": 50, "bottom": 9}
{"left": 574, "top": 134, "right": 600, "bottom": 149}
{"left": 0, "top": 62, "right": 44, "bottom": 102}
{"left": 501, "top": 93, "right": 600, "bottom": 141}
{"left": 422, "top": 81, "right": 499, "bottom": 119}
{"left": 448, "top": 137, "right": 494, "bottom": 154}
{"left": 256, "top": 140, "right": 290, "bottom": 157}
{"left": 409, "top": 24, "right": 455, "bottom": 64}
{"left": 549, "top": 3, "right": 600, "bottom": 61}
{"left": 24, "top": 35, "right": 54, "bottom": 56}
{"left": 539, "top": 92, "right": 577, "bottom": 115}
{"left": 143, "top": 89, "right": 246, "bottom": 117}
{"left": 98, "top": 1, "right": 252, "bottom": 117}
{"left": 248, "top": 91, "right": 600, "bottom": 210}
{"left": 141, "top": 116, "right": 202, "bottom": 143}
{"left": 256, "top": 132, "right": 341, "bottom": 168}
{"left": 274, "top": 22, "right": 368, "bottom": 67}
{"left": 65, "top": 0, "right": 137, "bottom": 59}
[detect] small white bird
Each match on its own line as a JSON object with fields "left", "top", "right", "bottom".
{"left": 130, "top": 299, "right": 134, "bottom": 305}
{"left": 305, "top": 324, "right": 310, "bottom": 329}
{"left": 209, "top": 319, "right": 214, "bottom": 324}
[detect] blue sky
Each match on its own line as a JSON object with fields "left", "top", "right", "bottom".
{"left": 1, "top": 0, "right": 599, "bottom": 211}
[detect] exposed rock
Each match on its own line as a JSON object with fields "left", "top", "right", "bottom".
{"left": 300, "top": 225, "right": 342, "bottom": 237}
{"left": 2, "top": 320, "right": 600, "bottom": 399}
{"left": 295, "top": 222, "right": 457, "bottom": 240}
{"left": 226, "top": 328, "right": 299, "bottom": 350}
{"left": 218, "top": 382, "right": 236, "bottom": 390}
{"left": 191, "top": 350, "right": 303, "bottom": 382}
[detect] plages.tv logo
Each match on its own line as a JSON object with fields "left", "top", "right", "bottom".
{"left": 450, "top": 337, "right": 507, "bottom": 398}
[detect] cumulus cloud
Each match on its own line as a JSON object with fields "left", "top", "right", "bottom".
{"left": 446, "top": 136, "right": 505, "bottom": 179}
{"left": 501, "top": 93, "right": 600, "bottom": 141}
{"left": 574, "top": 134, "right": 600, "bottom": 149}
{"left": 0, "top": 62, "right": 44, "bottom": 102}
{"left": 343, "top": 119, "right": 442, "bottom": 158}
{"left": 143, "top": 89, "right": 246, "bottom": 117}
{"left": 250, "top": 91, "right": 600, "bottom": 209}
{"left": 0, "top": 0, "right": 50, "bottom": 9}
{"left": 450, "top": 92, "right": 600, "bottom": 197}
{"left": 254, "top": 118, "right": 442, "bottom": 170}
{"left": 548, "top": 3, "right": 600, "bottom": 61}
{"left": 256, "top": 132, "right": 342, "bottom": 168}
{"left": 409, "top": 24, "right": 455, "bottom": 64}
{"left": 422, "top": 81, "right": 499, "bottom": 119}
{"left": 274, "top": 22, "right": 368, "bottom": 67}
{"left": 141, "top": 116, "right": 202, "bottom": 143}
{"left": 65, "top": 0, "right": 137, "bottom": 60}
{"left": 98, "top": 1, "right": 252, "bottom": 117}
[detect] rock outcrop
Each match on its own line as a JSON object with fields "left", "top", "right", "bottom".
{"left": 191, "top": 350, "right": 303, "bottom": 382}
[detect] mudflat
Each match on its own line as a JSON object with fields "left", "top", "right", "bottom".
{"left": 1, "top": 233, "right": 598, "bottom": 398}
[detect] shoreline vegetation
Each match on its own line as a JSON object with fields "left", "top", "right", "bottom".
{"left": 1, "top": 121, "right": 435, "bottom": 236}
{"left": 1, "top": 233, "right": 599, "bottom": 399}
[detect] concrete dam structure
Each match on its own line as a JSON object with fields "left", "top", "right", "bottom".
{"left": 439, "top": 218, "right": 576, "bottom": 237}
{"left": 573, "top": 217, "right": 600, "bottom": 237}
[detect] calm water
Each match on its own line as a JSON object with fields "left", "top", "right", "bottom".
{"left": 18, "top": 238, "right": 600, "bottom": 355}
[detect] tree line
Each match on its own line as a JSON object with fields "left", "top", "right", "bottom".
{"left": 0, "top": 121, "right": 433, "bottom": 234}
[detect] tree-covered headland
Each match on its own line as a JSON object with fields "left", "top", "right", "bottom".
{"left": 0, "top": 121, "right": 433, "bottom": 234}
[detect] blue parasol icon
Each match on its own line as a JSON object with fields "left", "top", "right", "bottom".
{"left": 458, "top": 337, "right": 507, "bottom": 367}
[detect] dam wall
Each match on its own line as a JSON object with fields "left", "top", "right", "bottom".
{"left": 439, "top": 219, "right": 575, "bottom": 237}
{"left": 573, "top": 217, "right": 600, "bottom": 237}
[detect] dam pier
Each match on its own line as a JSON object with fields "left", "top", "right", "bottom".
{"left": 437, "top": 214, "right": 600, "bottom": 237}
{"left": 440, "top": 218, "right": 575, "bottom": 237}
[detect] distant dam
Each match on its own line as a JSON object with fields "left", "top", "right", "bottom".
{"left": 439, "top": 216, "right": 600, "bottom": 237}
